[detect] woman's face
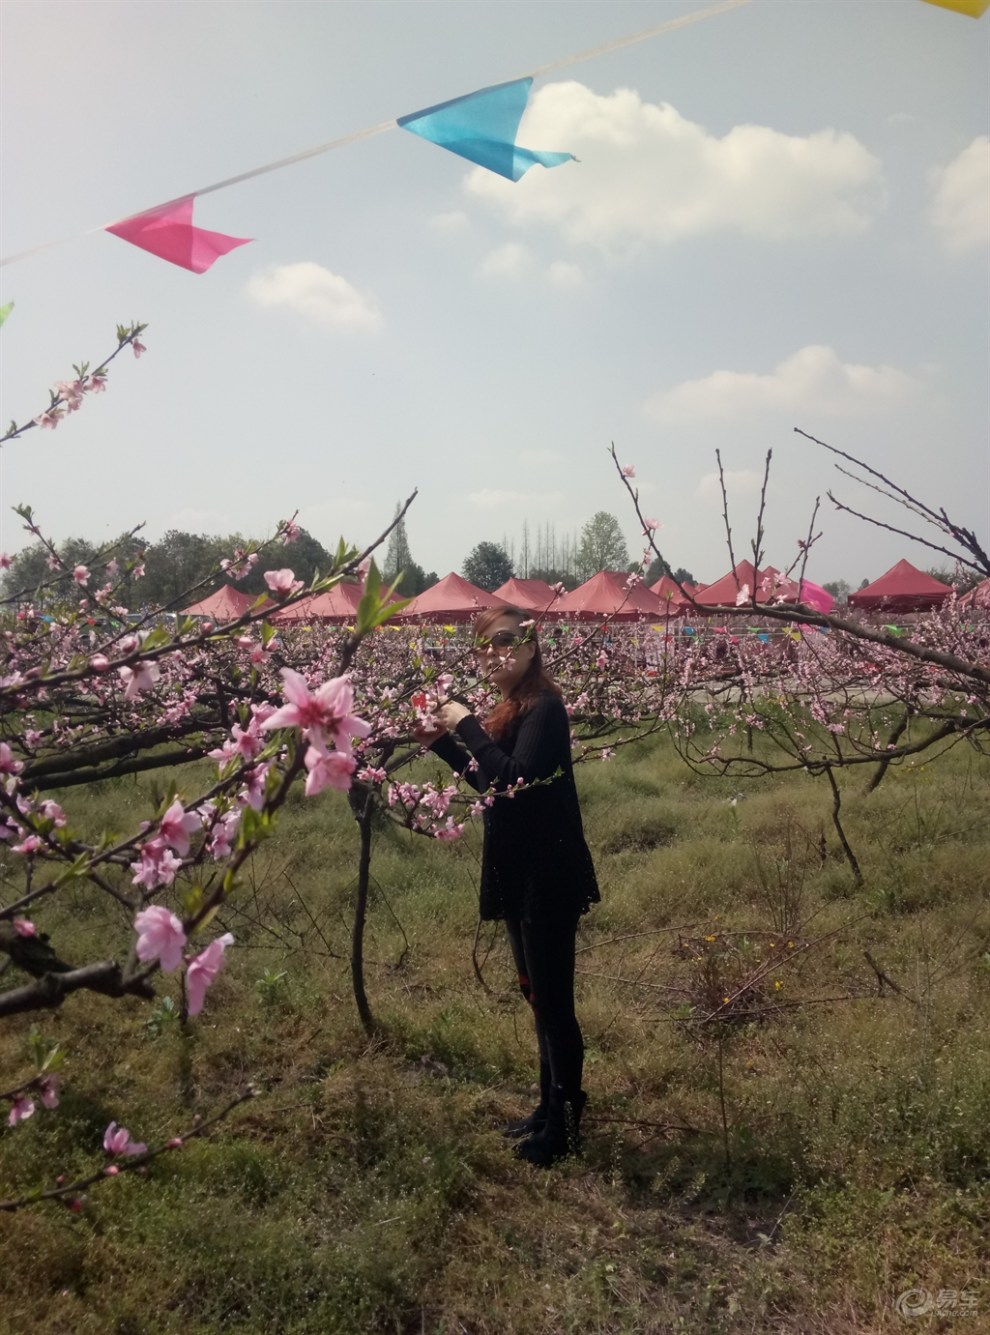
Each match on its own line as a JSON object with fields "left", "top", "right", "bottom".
{"left": 474, "top": 615, "right": 536, "bottom": 694}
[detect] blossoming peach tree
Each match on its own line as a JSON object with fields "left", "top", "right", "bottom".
{"left": 3, "top": 327, "right": 985, "bottom": 1210}
{"left": 610, "top": 444, "right": 990, "bottom": 880}
{"left": 0, "top": 327, "right": 693, "bottom": 1209}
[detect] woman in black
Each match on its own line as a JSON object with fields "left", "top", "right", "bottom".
{"left": 420, "top": 606, "right": 599, "bottom": 1166}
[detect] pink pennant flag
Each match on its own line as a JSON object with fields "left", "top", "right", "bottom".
{"left": 106, "top": 197, "right": 251, "bottom": 273}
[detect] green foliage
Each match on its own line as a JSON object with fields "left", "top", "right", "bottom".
{"left": 577, "top": 511, "right": 629, "bottom": 579}
{"left": 462, "top": 541, "right": 513, "bottom": 592}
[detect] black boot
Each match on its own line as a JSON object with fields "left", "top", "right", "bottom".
{"left": 502, "top": 1062, "right": 551, "bottom": 1140}
{"left": 513, "top": 1086, "right": 586, "bottom": 1167}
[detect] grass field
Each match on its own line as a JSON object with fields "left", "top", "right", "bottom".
{"left": 1, "top": 729, "right": 988, "bottom": 1334}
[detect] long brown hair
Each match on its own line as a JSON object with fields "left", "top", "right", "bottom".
{"left": 474, "top": 606, "right": 560, "bottom": 740}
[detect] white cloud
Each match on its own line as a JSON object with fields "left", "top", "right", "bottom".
{"left": 466, "top": 82, "right": 884, "bottom": 251}
{"left": 646, "top": 345, "right": 920, "bottom": 422}
{"left": 547, "top": 260, "right": 585, "bottom": 290}
{"left": 246, "top": 262, "right": 382, "bottom": 331}
{"left": 930, "top": 137, "right": 990, "bottom": 254}
{"left": 479, "top": 242, "right": 532, "bottom": 278}
{"left": 696, "top": 470, "right": 763, "bottom": 502}
{"left": 467, "top": 488, "right": 565, "bottom": 510}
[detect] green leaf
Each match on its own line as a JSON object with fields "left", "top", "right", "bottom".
{"left": 180, "top": 884, "right": 204, "bottom": 918}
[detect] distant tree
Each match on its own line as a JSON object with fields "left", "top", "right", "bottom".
{"left": 382, "top": 506, "right": 414, "bottom": 583}
{"left": 421, "top": 570, "right": 438, "bottom": 590}
{"left": 463, "top": 542, "right": 513, "bottom": 592}
{"left": 529, "top": 567, "right": 579, "bottom": 591}
{"left": 644, "top": 555, "right": 670, "bottom": 582}
{"left": 926, "top": 565, "right": 979, "bottom": 592}
{"left": 2, "top": 543, "right": 54, "bottom": 600}
{"left": 576, "top": 512, "right": 629, "bottom": 580}
{"left": 140, "top": 531, "right": 227, "bottom": 609}
{"left": 394, "top": 561, "right": 429, "bottom": 597}
{"left": 1, "top": 537, "right": 98, "bottom": 604}
{"left": 823, "top": 579, "right": 851, "bottom": 606}
{"left": 672, "top": 567, "right": 695, "bottom": 586}
{"left": 245, "top": 527, "right": 330, "bottom": 595}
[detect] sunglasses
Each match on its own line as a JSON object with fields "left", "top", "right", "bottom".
{"left": 474, "top": 631, "right": 527, "bottom": 651}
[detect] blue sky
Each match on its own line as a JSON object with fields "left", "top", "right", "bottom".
{"left": 1, "top": 0, "right": 987, "bottom": 587}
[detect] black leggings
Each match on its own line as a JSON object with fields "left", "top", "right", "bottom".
{"left": 504, "top": 916, "right": 584, "bottom": 1095}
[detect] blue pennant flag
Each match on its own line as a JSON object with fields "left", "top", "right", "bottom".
{"left": 397, "top": 77, "right": 574, "bottom": 182}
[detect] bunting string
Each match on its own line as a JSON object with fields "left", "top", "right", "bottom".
{"left": 1, "top": 1, "right": 755, "bottom": 271}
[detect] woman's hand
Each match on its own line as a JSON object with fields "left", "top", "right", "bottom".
{"left": 437, "top": 700, "right": 471, "bottom": 730}
{"left": 411, "top": 722, "right": 446, "bottom": 746}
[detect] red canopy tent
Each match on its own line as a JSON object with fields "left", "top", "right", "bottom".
{"left": 690, "top": 561, "right": 799, "bottom": 608}
{"left": 798, "top": 579, "right": 835, "bottom": 612}
{"left": 957, "top": 577, "right": 990, "bottom": 610}
{"left": 182, "top": 584, "right": 261, "bottom": 620}
{"left": 649, "top": 575, "right": 690, "bottom": 613}
{"left": 397, "top": 572, "right": 508, "bottom": 623}
{"left": 493, "top": 577, "right": 559, "bottom": 612}
{"left": 270, "top": 582, "right": 363, "bottom": 624}
{"left": 848, "top": 560, "right": 953, "bottom": 613}
{"left": 551, "top": 571, "right": 663, "bottom": 621}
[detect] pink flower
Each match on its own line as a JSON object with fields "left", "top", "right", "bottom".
{"left": 0, "top": 744, "right": 23, "bottom": 776}
{"left": 103, "top": 1121, "right": 147, "bottom": 1156}
{"left": 118, "top": 661, "right": 160, "bottom": 700}
{"left": 34, "top": 409, "right": 64, "bottom": 429}
{"left": 158, "top": 799, "right": 200, "bottom": 857}
{"left": 261, "top": 669, "right": 370, "bottom": 756}
{"left": 133, "top": 904, "right": 186, "bottom": 972}
{"left": 39, "top": 1075, "right": 60, "bottom": 1109}
{"left": 73, "top": 565, "right": 90, "bottom": 586}
{"left": 621, "top": 465, "right": 636, "bottom": 478}
{"left": 263, "top": 568, "right": 304, "bottom": 598}
{"left": 434, "top": 818, "right": 464, "bottom": 843}
{"left": 281, "top": 520, "right": 300, "bottom": 545}
{"left": 239, "top": 762, "right": 270, "bottom": 811}
{"left": 643, "top": 517, "right": 659, "bottom": 532}
{"left": 206, "top": 809, "right": 240, "bottom": 860}
{"left": 39, "top": 800, "right": 66, "bottom": 827}
{"left": 13, "top": 917, "right": 36, "bottom": 937}
{"left": 8, "top": 1095, "right": 35, "bottom": 1127}
{"left": 55, "top": 378, "right": 85, "bottom": 410}
{"left": 303, "top": 747, "right": 357, "bottom": 796}
{"left": 131, "top": 340, "right": 147, "bottom": 359}
{"left": 735, "top": 584, "right": 751, "bottom": 607}
{"left": 86, "top": 373, "right": 107, "bottom": 393}
{"left": 12, "top": 834, "right": 42, "bottom": 855}
{"left": 0, "top": 552, "right": 10, "bottom": 570}
{"left": 89, "top": 653, "right": 110, "bottom": 673}
{"left": 185, "top": 933, "right": 234, "bottom": 1016}
{"left": 131, "top": 841, "right": 183, "bottom": 890}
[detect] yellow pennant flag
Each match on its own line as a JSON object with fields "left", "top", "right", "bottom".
{"left": 920, "top": 0, "right": 989, "bottom": 16}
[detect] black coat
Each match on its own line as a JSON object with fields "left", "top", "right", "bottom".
{"left": 431, "top": 690, "right": 600, "bottom": 923}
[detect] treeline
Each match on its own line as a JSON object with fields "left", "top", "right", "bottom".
{"left": 1, "top": 507, "right": 704, "bottom": 609}
{"left": 0, "top": 527, "right": 337, "bottom": 610}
